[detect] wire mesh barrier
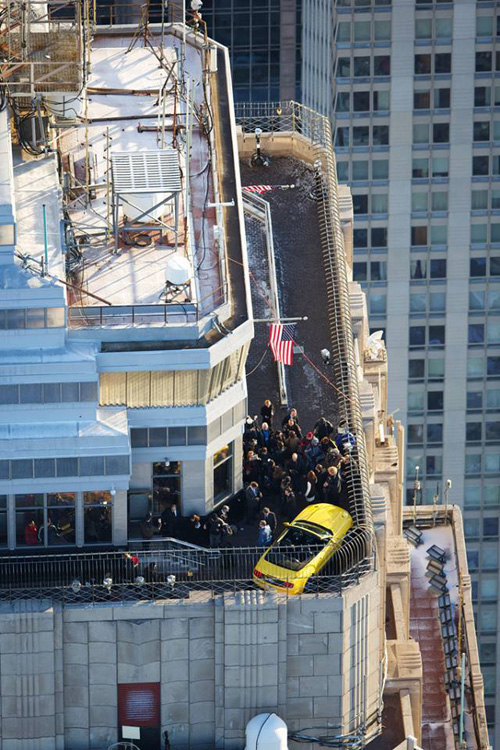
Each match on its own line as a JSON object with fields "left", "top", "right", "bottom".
{"left": 0, "top": 538, "right": 373, "bottom": 606}
{"left": 235, "top": 100, "right": 376, "bottom": 562}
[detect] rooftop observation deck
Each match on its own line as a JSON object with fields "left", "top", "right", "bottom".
{"left": 56, "top": 26, "right": 247, "bottom": 332}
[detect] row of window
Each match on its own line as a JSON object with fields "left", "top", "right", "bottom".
{"left": 408, "top": 422, "right": 443, "bottom": 444}
{"left": 410, "top": 291, "right": 446, "bottom": 313}
{"left": 468, "top": 322, "right": 500, "bottom": 345}
{"left": 414, "top": 88, "right": 451, "bottom": 109}
{"left": 337, "top": 159, "right": 388, "bottom": 181}
{"left": 410, "top": 324, "right": 445, "bottom": 347}
{"left": 466, "top": 421, "right": 500, "bottom": 442}
{"left": 464, "top": 485, "right": 500, "bottom": 508}
{"left": 335, "top": 124, "right": 389, "bottom": 147}
{"left": 415, "top": 53, "right": 452, "bottom": 75}
{"left": 476, "top": 50, "right": 500, "bottom": 73}
{"left": 0, "top": 455, "right": 130, "bottom": 480}
{"left": 465, "top": 453, "right": 500, "bottom": 474}
{"left": 412, "top": 155, "right": 449, "bottom": 178}
{"left": 475, "top": 85, "right": 500, "bottom": 108}
{"left": 353, "top": 193, "right": 388, "bottom": 214}
{"left": 413, "top": 122, "right": 450, "bottom": 144}
{"left": 336, "top": 19, "right": 392, "bottom": 43}
{"left": 473, "top": 120, "right": 500, "bottom": 142}
{"left": 469, "top": 289, "right": 500, "bottom": 311}
{"left": 0, "top": 381, "right": 97, "bottom": 405}
{"left": 468, "top": 355, "right": 500, "bottom": 378}
{"left": 0, "top": 491, "right": 113, "bottom": 548}
{"left": 335, "top": 89, "right": 390, "bottom": 113}
{"left": 406, "top": 453, "right": 443, "bottom": 477}
{"left": 473, "top": 154, "right": 500, "bottom": 176}
{"left": 467, "top": 389, "right": 500, "bottom": 410}
{"left": 412, "top": 190, "right": 449, "bottom": 211}
{"left": 410, "top": 225, "right": 448, "bottom": 245}
{"left": 409, "top": 357, "right": 445, "bottom": 380}
{"left": 467, "top": 547, "right": 499, "bottom": 572}
{"left": 414, "top": 16, "right": 453, "bottom": 40}
{"left": 131, "top": 426, "right": 207, "bottom": 448}
{"left": 0, "top": 308, "right": 65, "bottom": 330}
{"left": 408, "top": 356, "right": 500, "bottom": 383}
{"left": 336, "top": 55, "right": 391, "bottom": 78}
{"left": 353, "top": 227, "right": 388, "bottom": 247}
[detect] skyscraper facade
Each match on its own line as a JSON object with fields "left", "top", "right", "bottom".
{"left": 201, "top": 0, "right": 301, "bottom": 102}
{"left": 302, "top": 0, "right": 500, "bottom": 744}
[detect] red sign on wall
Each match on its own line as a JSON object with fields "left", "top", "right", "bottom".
{"left": 118, "top": 683, "right": 160, "bottom": 728}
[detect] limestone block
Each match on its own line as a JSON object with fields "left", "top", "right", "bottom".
{"left": 89, "top": 726, "right": 116, "bottom": 749}
{"left": 161, "top": 618, "right": 188, "bottom": 640}
{"left": 298, "top": 634, "right": 328, "bottom": 654}
{"left": 287, "top": 613, "right": 314, "bottom": 634}
{"left": 313, "top": 613, "right": 341, "bottom": 633}
{"left": 257, "top": 664, "right": 278, "bottom": 686}
{"left": 189, "top": 617, "right": 214, "bottom": 639}
{"left": 88, "top": 621, "right": 116, "bottom": 643}
{"left": 189, "top": 701, "right": 215, "bottom": 724}
{"left": 2, "top": 716, "right": 54, "bottom": 740}
{"left": 189, "top": 659, "right": 215, "bottom": 682}
{"left": 117, "top": 619, "right": 160, "bottom": 644}
{"left": 189, "top": 722, "right": 215, "bottom": 744}
{"left": 89, "top": 704, "right": 116, "bottom": 727}
{"left": 258, "top": 609, "right": 279, "bottom": 623}
{"left": 166, "top": 722, "right": 190, "bottom": 746}
{"left": 287, "top": 655, "right": 314, "bottom": 677}
{"left": 256, "top": 685, "right": 278, "bottom": 706}
{"left": 161, "top": 659, "right": 189, "bottom": 682}
{"left": 64, "top": 643, "right": 89, "bottom": 666}
{"left": 64, "top": 687, "right": 89, "bottom": 708}
{"left": 313, "top": 654, "right": 341, "bottom": 676}
{"left": 256, "top": 623, "right": 278, "bottom": 643}
{"left": 223, "top": 645, "right": 240, "bottom": 663}
{"left": 328, "top": 633, "right": 343, "bottom": 653}
{"left": 63, "top": 622, "right": 88, "bottom": 644}
{"left": 112, "top": 605, "right": 164, "bottom": 620}
{"left": 64, "top": 608, "right": 112, "bottom": 622}
{"left": 63, "top": 664, "right": 89, "bottom": 688}
{"left": 89, "top": 642, "right": 116, "bottom": 664}
{"left": 299, "top": 675, "right": 328, "bottom": 697}
{"left": 64, "top": 727, "right": 90, "bottom": 750}
{"left": 285, "top": 697, "right": 313, "bottom": 719}
{"left": 287, "top": 635, "right": 299, "bottom": 655}
{"left": 189, "top": 680, "right": 215, "bottom": 704}
{"left": 224, "top": 691, "right": 243, "bottom": 709}
{"left": 224, "top": 708, "right": 246, "bottom": 730}
{"left": 117, "top": 639, "right": 160, "bottom": 666}
{"left": 301, "top": 596, "right": 343, "bottom": 614}
{"left": 89, "top": 663, "right": 117, "bottom": 686}
{"left": 223, "top": 624, "right": 241, "bottom": 645}
{"left": 313, "top": 696, "right": 341, "bottom": 718}
{"left": 327, "top": 675, "right": 347, "bottom": 697}
{"left": 161, "top": 637, "right": 189, "bottom": 662}
{"left": 162, "top": 681, "right": 189, "bottom": 704}
{"left": 64, "top": 706, "right": 90, "bottom": 729}
{"left": 287, "top": 677, "right": 300, "bottom": 698}
{"left": 117, "top": 661, "right": 160, "bottom": 683}
{"left": 224, "top": 666, "right": 240, "bottom": 688}
{"left": 163, "top": 702, "right": 189, "bottom": 723}
{"left": 189, "top": 637, "right": 215, "bottom": 661}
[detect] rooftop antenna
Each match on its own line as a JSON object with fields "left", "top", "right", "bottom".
{"left": 412, "top": 465, "right": 421, "bottom": 523}
{"left": 251, "top": 128, "right": 270, "bottom": 167}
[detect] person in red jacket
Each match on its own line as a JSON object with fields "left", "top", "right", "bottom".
{"left": 24, "top": 519, "right": 39, "bottom": 545}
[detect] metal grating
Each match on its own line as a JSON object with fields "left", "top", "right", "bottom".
{"left": 111, "top": 150, "right": 182, "bottom": 193}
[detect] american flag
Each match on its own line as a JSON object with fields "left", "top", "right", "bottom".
{"left": 242, "top": 185, "right": 275, "bottom": 195}
{"left": 269, "top": 323, "right": 297, "bottom": 366}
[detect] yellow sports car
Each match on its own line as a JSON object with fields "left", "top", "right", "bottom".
{"left": 253, "top": 503, "right": 353, "bottom": 595}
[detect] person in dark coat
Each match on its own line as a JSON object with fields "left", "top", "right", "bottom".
{"left": 322, "top": 466, "right": 342, "bottom": 504}
{"left": 258, "top": 507, "right": 277, "bottom": 535}
{"left": 245, "top": 482, "right": 263, "bottom": 524}
{"left": 260, "top": 399, "right": 275, "bottom": 427}
{"left": 161, "top": 503, "right": 179, "bottom": 537}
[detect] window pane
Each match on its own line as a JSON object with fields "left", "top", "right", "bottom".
{"left": 336, "top": 92, "right": 350, "bottom": 113}
{"left": 352, "top": 161, "right": 369, "bottom": 180}
{"left": 11, "top": 460, "right": 33, "bottom": 479}
{"left": 433, "top": 123, "right": 449, "bottom": 143}
{"left": 374, "top": 56, "right": 390, "bottom": 75}
{"left": 80, "top": 382, "right": 97, "bottom": 401}
{"left": 414, "top": 91, "right": 431, "bottom": 110}
{"left": 475, "top": 87, "right": 491, "bottom": 106}
{"left": 0, "top": 385, "right": 18, "bottom": 404}
{"left": 471, "top": 224, "right": 487, "bottom": 243}
{"left": 429, "top": 292, "right": 446, "bottom": 312}
{"left": 434, "top": 88, "right": 450, "bottom": 108}
{"left": 472, "top": 190, "right": 488, "bottom": 210}
{"left": 409, "top": 360, "right": 425, "bottom": 378}
{"left": 411, "top": 226, "right": 427, "bottom": 246}
{"left": 353, "top": 91, "right": 370, "bottom": 112}
{"left": 19, "top": 383, "right": 42, "bottom": 404}
{"left": 374, "top": 20, "right": 391, "bottom": 41}
{"left": 372, "top": 160, "right": 388, "bottom": 179}
{"left": 477, "top": 16, "right": 493, "bottom": 37}
{"left": 412, "top": 158, "right": 429, "bottom": 178}
{"left": 56, "top": 457, "right": 78, "bottom": 477}
{"left": 411, "top": 259, "right": 427, "bottom": 279}
{"left": 415, "top": 18, "right": 431, "bottom": 39}
{"left": 373, "top": 126, "right": 389, "bottom": 145}
{"left": 431, "top": 192, "right": 448, "bottom": 211}
{"left": 43, "top": 383, "right": 61, "bottom": 403}
{"left": 168, "top": 427, "right": 187, "bottom": 446}
{"left": 62, "top": 383, "right": 80, "bottom": 402}
{"left": 413, "top": 124, "right": 429, "bottom": 144}
{"left": 105, "top": 455, "right": 130, "bottom": 475}
{"left": 410, "top": 294, "right": 426, "bottom": 313}
{"left": 415, "top": 54, "right": 431, "bottom": 74}
{"left": 187, "top": 426, "right": 207, "bottom": 445}
{"left": 371, "top": 194, "right": 388, "bottom": 214}
{"left": 353, "top": 21, "right": 370, "bottom": 41}
{"left": 353, "top": 262, "right": 367, "bottom": 281}
{"left": 34, "top": 459, "right": 55, "bottom": 478}
{"left": 473, "top": 156, "right": 489, "bottom": 176}
{"left": 373, "top": 90, "right": 389, "bottom": 111}
{"left": 46, "top": 308, "right": 65, "bottom": 327}
{"left": 26, "top": 308, "right": 45, "bottom": 329}
{"left": 80, "top": 456, "right": 105, "bottom": 476}
{"left": 430, "top": 225, "right": 447, "bottom": 245}
{"left": 432, "top": 157, "right": 449, "bottom": 177}
{"left": 131, "top": 428, "right": 148, "bottom": 448}
{"left": 412, "top": 193, "right": 428, "bottom": 211}
{"left": 474, "top": 121, "right": 490, "bottom": 142}
{"left": 436, "top": 18, "right": 452, "bottom": 38}
{"left": 430, "top": 259, "right": 447, "bottom": 278}
{"left": 476, "top": 51, "right": 492, "bottom": 72}
{"left": 353, "top": 57, "right": 370, "bottom": 77}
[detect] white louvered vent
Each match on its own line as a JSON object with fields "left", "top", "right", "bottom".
{"left": 111, "top": 150, "right": 182, "bottom": 193}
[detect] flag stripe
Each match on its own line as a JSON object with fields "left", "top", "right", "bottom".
{"left": 268, "top": 323, "right": 296, "bottom": 366}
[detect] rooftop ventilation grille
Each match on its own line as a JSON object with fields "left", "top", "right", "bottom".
{"left": 111, "top": 150, "right": 182, "bottom": 194}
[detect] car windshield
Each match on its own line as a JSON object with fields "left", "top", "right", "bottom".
{"left": 295, "top": 521, "right": 333, "bottom": 540}
{"left": 264, "top": 525, "right": 325, "bottom": 571}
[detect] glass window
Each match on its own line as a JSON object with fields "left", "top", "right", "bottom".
{"left": 427, "top": 391, "right": 444, "bottom": 410}
{"left": 480, "top": 643, "right": 496, "bottom": 663}
{"left": 408, "top": 391, "right": 424, "bottom": 411}
{"left": 470, "top": 257, "right": 487, "bottom": 277}
{"left": 337, "top": 21, "right": 351, "bottom": 42}
{"left": 486, "top": 390, "right": 500, "bottom": 408}
{"left": 474, "top": 121, "right": 490, "bottom": 142}
{"left": 353, "top": 91, "right": 370, "bottom": 112}
{"left": 428, "top": 359, "right": 444, "bottom": 378}
{"left": 372, "top": 126, "right": 389, "bottom": 145}
{"left": 485, "top": 486, "right": 500, "bottom": 506}
{"left": 465, "top": 455, "right": 482, "bottom": 474}
{"left": 464, "top": 518, "right": 479, "bottom": 538}
{"left": 62, "top": 382, "right": 80, "bottom": 402}
{"left": 11, "top": 460, "right": 33, "bottom": 479}
{"left": 353, "top": 262, "right": 367, "bottom": 282}
{"left": 471, "top": 224, "right": 487, "bottom": 243}
{"left": 483, "top": 547, "right": 499, "bottom": 570}
{"left": 374, "top": 20, "right": 391, "bottom": 41}
{"left": 467, "top": 422, "right": 482, "bottom": 441}
{"left": 408, "top": 424, "right": 424, "bottom": 444}
{"left": 353, "top": 127, "right": 370, "bottom": 147}
{"left": 337, "top": 58, "right": 350, "bottom": 77}
{"left": 491, "top": 223, "right": 500, "bottom": 243}
{"left": 473, "top": 155, "right": 490, "bottom": 176}
{"left": 0, "top": 496, "right": 6, "bottom": 548}
{"left": 413, "top": 124, "right": 429, "bottom": 144}
{"left": 16, "top": 495, "right": 43, "bottom": 548}
{"left": 411, "top": 259, "right": 427, "bottom": 279}
{"left": 131, "top": 428, "right": 148, "bottom": 448}
{"left": 430, "top": 225, "right": 447, "bottom": 245}
{"left": 414, "top": 91, "right": 431, "bottom": 109}
{"left": 410, "top": 293, "right": 426, "bottom": 313}
{"left": 476, "top": 51, "right": 492, "bottom": 72}
{"left": 434, "top": 88, "right": 450, "bottom": 108}
{"left": 369, "top": 294, "right": 386, "bottom": 315}
{"left": 370, "top": 261, "right": 387, "bottom": 281}
{"left": 415, "top": 54, "right": 431, "bottom": 74}
{"left": 415, "top": 18, "right": 431, "bottom": 39}
{"left": 46, "top": 308, "right": 65, "bottom": 328}
{"left": 83, "top": 491, "right": 112, "bottom": 544}
{"left": 353, "top": 57, "right": 370, "bottom": 77}
{"left": 371, "top": 194, "right": 388, "bottom": 214}
{"left": 34, "top": 459, "right": 55, "bottom": 478}
{"left": 336, "top": 92, "right": 350, "bottom": 113}
{"left": 433, "top": 123, "right": 449, "bottom": 143}
{"left": 431, "top": 192, "right": 448, "bottom": 211}
{"left": 336, "top": 127, "right": 349, "bottom": 148}
{"left": 26, "top": 308, "right": 45, "bottom": 329}
{"left": 80, "top": 382, "right": 97, "bottom": 401}
{"left": 411, "top": 226, "right": 427, "bottom": 246}
{"left": 470, "top": 357, "right": 485, "bottom": 377}
{"left": 187, "top": 426, "right": 207, "bottom": 445}
{"left": 352, "top": 161, "right": 369, "bottom": 180}
{"left": 412, "top": 158, "right": 429, "bottom": 178}
{"left": 337, "top": 162, "right": 348, "bottom": 182}
{"left": 20, "top": 384, "right": 42, "bottom": 404}
{"left": 371, "top": 228, "right": 387, "bottom": 247}
{"left": 353, "top": 21, "right": 370, "bottom": 41}
{"left": 152, "top": 461, "right": 181, "bottom": 513}
{"left": 491, "top": 257, "right": 500, "bottom": 276}
{"left": 56, "top": 457, "right": 78, "bottom": 477}
{"left": 465, "top": 486, "right": 481, "bottom": 508}
{"left": 432, "top": 157, "right": 449, "bottom": 177}
{"left": 80, "top": 456, "right": 105, "bottom": 476}
{"left": 410, "top": 326, "right": 426, "bottom": 347}
{"left": 430, "top": 259, "right": 446, "bottom": 278}
{"left": 475, "top": 87, "right": 491, "bottom": 107}
{"left": 0, "top": 385, "right": 18, "bottom": 404}
{"left": 469, "top": 324, "right": 485, "bottom": 344}
{"left": 43, "top": 383, "right": 61, "bottom": 403}
{"left": 426, "top": 455, "right": 442, "bottom": 475}
{"left": 435, "top": 18, "right": 452, "bottom": 38}
{"left": 434, "top": 54, "right": 451, "bottom": 74}
{"left": 354, "top": 229, "right": 367, "bottom": 248}
{"left": 373, "top": 56, "right": 390, "bottom": 76}
{"left": 372, "top": 160, "right": 388, "bottom": 179}
{"left": 429, "top": 292, "right": 446, "bottom": 312}
{"left": 427, "top": 423, "right": 443, "bottom": 443}
{"left": 373, "top": 90, "right": 389, "bottom": 111}
{"left": 480, "top": 608, "right": 498, "bottom": 632}
{"left": 483, "top": 518, "right": 499, "bottom": 537}
{"left": 486, "top": 420, "right": 500, "bottom": 440}
{"left": 168, "top": 427, "right": 187, "bottom": 446}
{"left": 412, "top": 192, "right": 428, "bottom": 212}
{"left": 105, "top": 455, "right": 130, "bottom": 475}
{"left": 468, "top": 391, "right": 483, "bottom": 409}
{"left": 148, "top": 428, "right": 167, "bottom": 447}
{"left": 472, "top": 190, "right": 488, "bottom": 210}
{"left": 213, "top": 443, "right": 233, "bottom": 502}
{"left": 409, "top": 360, "right": 425, "bottom": 379}
{"left": 477, "top": 16, "right": 493, "bottom": 37}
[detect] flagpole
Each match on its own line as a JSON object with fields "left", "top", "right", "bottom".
{"left": 253, "top": 316, "right": 308, "bottom": 323}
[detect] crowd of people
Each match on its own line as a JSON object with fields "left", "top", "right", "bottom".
{"left": 137, "top": 400, "right": 356, "bottom": 549}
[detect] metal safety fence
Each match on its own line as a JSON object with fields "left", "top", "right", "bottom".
{"left": 0, "top": 536, "right": 372, "bottom": 606}
{"left": 235, "top": 100, "right": 375, "bottom": 559}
